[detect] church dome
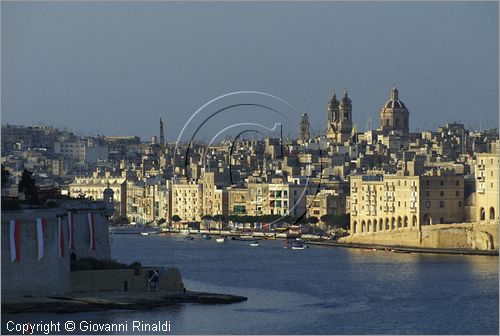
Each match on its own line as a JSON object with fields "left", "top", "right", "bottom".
{"left": 382, "top": 86, "right": 407, "bottom": 110}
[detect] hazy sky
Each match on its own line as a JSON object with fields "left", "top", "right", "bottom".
{"left": 2, "top": 1, "right": 498, "bottom": 142}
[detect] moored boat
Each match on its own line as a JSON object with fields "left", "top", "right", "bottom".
{"left": 202, "top": 234, "right": 212, "bottom": 240}
{"left": 250, "top": 242, "right": 260, "bottom": 247}
{"left": 216, "top": 237, "right": 226, "bottom": 243}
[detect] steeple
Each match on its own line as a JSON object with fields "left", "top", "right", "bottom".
{"left": 159, "top": 118, "right": 165, "bottom": 149}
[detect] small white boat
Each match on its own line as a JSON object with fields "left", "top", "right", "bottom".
{"left": 291, "top": 244, "right": 307, "bottom": 250}
{"left": 216, "top": 237, "right": 226, "bottom": 243}
{"left": 250, "top": 242, "right": 260, "bottom": 247}
{"left": 179, "top": 229, "right": 190, "bottom": 235}
{"left": 140, "top": 232, "right": 149, "bottom": 236}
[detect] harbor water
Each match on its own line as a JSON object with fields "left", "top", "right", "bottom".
{"left": 3, "top": 234, "right": 499, "bottom": 334}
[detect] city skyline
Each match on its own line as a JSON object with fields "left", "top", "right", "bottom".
{"left": 2, "top": 2, "right": 499, "bottom": 140}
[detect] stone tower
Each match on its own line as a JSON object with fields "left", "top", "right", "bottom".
{"left": 159, "top": 118, "right": 165, "bottom": 150}
{"left": 327, "top": 90, "right": 353, "bottom": 144}
{"left": 379, "top": 86, "right": 409, "bottom": 135}
{"left": 300, "top": 112, "right": 310, "bottom": 142}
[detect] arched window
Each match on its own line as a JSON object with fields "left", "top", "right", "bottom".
{"left": 412, "top": 215, "right": 417, "bottom": 227}
{"left": 367, "top": 220, "right": 372, "bottom": 233}
{"left": 379, "top": 219, "right": 384, "bottom": 231}
{"left": 361, "top": 221, "right": 366, "bottom": 233}
{"left": 391, "top": 217, "right": 396, "bottom": 230}
{"left": 480, "top": 207, "right": 485, "bottom": 221}
{"left": 353, "top": 221, "right": 357, "bottom": 234}
{"left": 404, "top": 216, "right": 408, "bottom": 227}
{"left": 386, "top": 119, "right": 390, "bottom": 126}
{"left": 489, "top": 207, "right": 495, "bottom": 220}
{"left": 397, "top": 216, "right": 402, "bottom": 228}
{"left": 373, "top": 219, "right": 377, "bottom": 232}
{"left": 385, "top": 218, "right": 390, "bottom": 230}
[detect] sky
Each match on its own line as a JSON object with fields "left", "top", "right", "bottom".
{"left": 2, "top": 1, "right": 499, "bottom": 142}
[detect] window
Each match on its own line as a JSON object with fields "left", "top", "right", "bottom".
{"left": 440, "top": 180, "right": 444, "bottom": 186}
{"left": 455, "top": 191, "right": 459, "bottom": 197}
{"left": 426, "top": 191, "right": 430, "bottom": 197}
{"left": 455, "top": 180, "right": 459, "bottom": 186}
{"left": 439, "top": 201, "right": 445, "bottom": 208}
{"left": 458, "top": 201, "right": 462, "bottom": 207}
{"left": 440, "top": 191, "right": 444, "bottom": 197}
{"left": 426, "top": 180, "right": 430, "bottom": 186}
{"left": 425, "top": 201, "right": 430, "bottom": 208}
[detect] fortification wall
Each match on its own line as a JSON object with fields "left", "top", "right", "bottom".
{"left": 339, "top": 222, "right": 499, "bottom": 251}
{"left": 2, "top": 205, "right": 111, "bottom": 299}
{"left": 69, "top": 267, "right": 184, "bottom": 293}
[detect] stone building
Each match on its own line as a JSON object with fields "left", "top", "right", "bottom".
{"left": 306, "top": 189, "right": 346, "bottom": 219}
{"left": 475, "top": 142, "right": 499, "bottom": 224}
{"left": 350, "top": 172, "right": 464, "bottom": 236}
{"left": 69, "top": 172, "right": 127, "bottom": 218}
{"left": 171, "top": 179, "right": 203, "bottom": 223}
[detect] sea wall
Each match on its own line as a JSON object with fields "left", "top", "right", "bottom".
{"left": 69, "top": 267, "right": 184, "bottom": 293}
{"left": 339, "top": 222, "right": 499, "bottom": 251}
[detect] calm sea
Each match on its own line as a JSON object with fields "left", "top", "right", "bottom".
{"left": 3, "top": 234, "right": 499, "bottom": 335}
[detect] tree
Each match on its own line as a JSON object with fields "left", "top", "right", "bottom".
{"left": 201, "top": 215, "right": 213, "bottom": 221}
{"left": 18, "top": 169, "right": 38, "bottom": 202}
{"left": 1, "top": 164, "right": 10, "bottom": 188}
{"left": 308, "top": 216, "right": 319, "bottom": 224}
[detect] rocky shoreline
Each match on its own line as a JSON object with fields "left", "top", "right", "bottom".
{"left": 2, "top": 290, "right": 247, "bottom": 314}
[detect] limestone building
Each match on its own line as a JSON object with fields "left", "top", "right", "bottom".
{"left": 326, "top": 91, "right": 353, "bottom": 144}
{"left": 171, "top": 179, "right": 203, "bottom": 222}
{"left": 379, "top": 86, "right": 409, "bottom": 135}
{"left": 350, "top": 172, "right": 464, "bottom": 236}
{"left": 475, "top": 142, "right": 499, "bottom": 224}
{"left": 69, "top": 173, "right": 127, "bottom": 218}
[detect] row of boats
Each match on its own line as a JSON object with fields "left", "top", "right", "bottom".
{"left": 192, "top": 234, "right": 308, "bottom": 249}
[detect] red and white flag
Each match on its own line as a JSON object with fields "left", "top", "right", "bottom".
{"left": 36, "top": 218, "right": 46, "bottom": 261}
{"left": 9, "top": 219, "right": 21, "bottom": 262}
{"left": 58, "top": 217, "right": 65, "bottom": 258}
{"left": 67, "top": 211, "right": 75, "bottom": 250}
{"left": 87, "top": 212, "right": 96, "bottom": 251}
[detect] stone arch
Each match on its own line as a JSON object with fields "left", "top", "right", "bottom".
{"left": 353, "top": 221, "right": 357, "bottom": 234}
{"left": 386, "top": 119, "right": 390, "bottom": 126}
{"left": 391, "top": 217, "right": 396, "bottom": 230}
{"left": 489, "top": 207, "right": 495, "bottom": 220}
{"left": 480, "top": 207, "right": 485, "bottom": 221}
{"left": 373, "top": 219, "right": 377, "bottom": 232}
{"left": 404, "top": 216, "right": 408, "bottom": 228}
{"left": 367, "top": 220, "right": 372, "bottom": 233}
{"left": 361, "top": 220, "right": 366, "bottom": 233}
{"left": 412, "top": 215, "right": 417, "bottom": 227}
{"left": 385, "top": 218, "right": 390, "bottom": 230}
{"left": 397, "top": 216, "right": 402, "bottom": 228}
{"left": 423, "top": 214, "right": 432, "bottom": 225}
{"left": 379, "top": 218, "right": 384, "bottom": 231}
